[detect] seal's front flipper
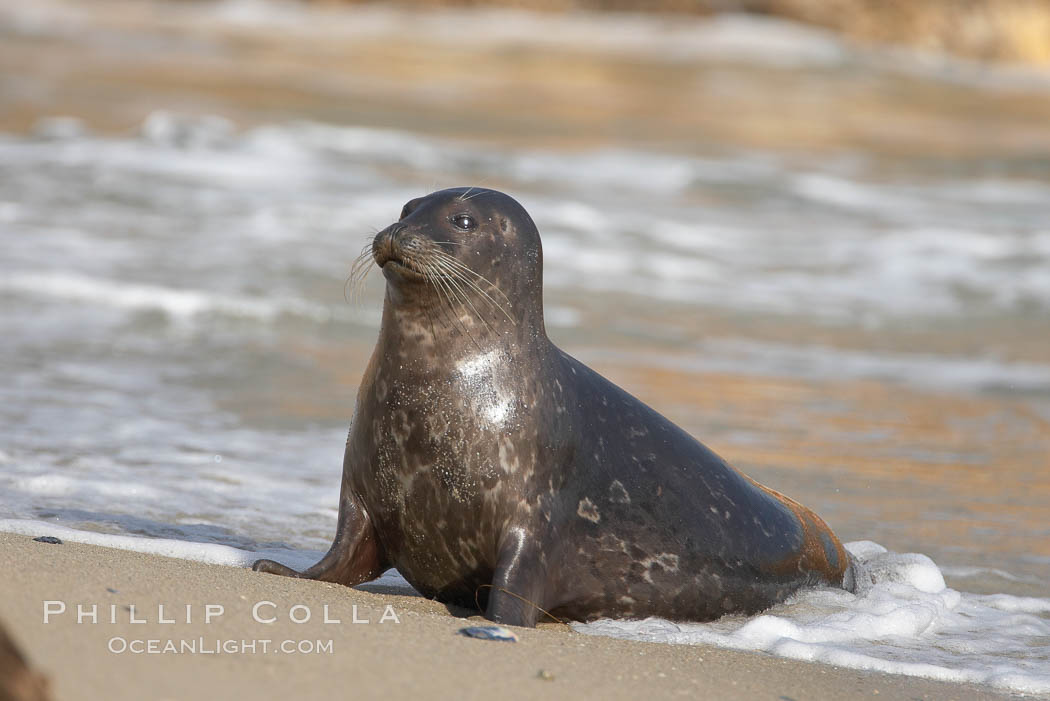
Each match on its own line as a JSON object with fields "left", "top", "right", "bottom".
{"left": 484, "top": 527, "right": 548, "bottom": 628}
{"left": 252, "top": 491, "right": 387, "bottom": 587}
{"left": 252, "top": 559, "right": 301, "bottom": 577}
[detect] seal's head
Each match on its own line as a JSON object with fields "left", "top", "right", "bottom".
{"left": 370, "top": 187, "right": 544, "bottom": 335}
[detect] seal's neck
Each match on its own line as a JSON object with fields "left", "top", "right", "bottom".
{"left": 378, "top": 282, "right": 547, "bottom": 365}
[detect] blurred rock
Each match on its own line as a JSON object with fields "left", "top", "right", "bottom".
{"left": 0, "top": 622, "right": 50, "bottom": 701}
{"left": 307, "top": 0, "right": 1050, "bottom": 65}
{"left": 744, "top": 0, "right": 1050, "bottom": 65}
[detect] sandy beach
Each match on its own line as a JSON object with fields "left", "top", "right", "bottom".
{"left": 0, "top": 532, "right": 1023, "bottom": 700}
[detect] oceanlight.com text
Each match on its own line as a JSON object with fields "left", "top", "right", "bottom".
{"left": 107, "top": 637, "right": 335, "bottom": 655}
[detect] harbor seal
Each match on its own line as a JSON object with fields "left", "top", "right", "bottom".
{"left": 253, "top": 187, "right": 854, "bottom": 626}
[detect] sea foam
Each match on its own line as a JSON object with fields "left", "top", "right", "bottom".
{"left": 575, "top": 541, "right": 1050, "bottom": 695}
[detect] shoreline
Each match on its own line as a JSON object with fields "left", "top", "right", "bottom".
{"left": 0, "top": 532, "right": 1025, "bottom": 701}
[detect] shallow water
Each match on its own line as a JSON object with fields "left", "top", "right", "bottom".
{"left": 1, "top": 0, "right": 1048, "bottom": 694}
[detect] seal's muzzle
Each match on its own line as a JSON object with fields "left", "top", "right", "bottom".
{"left": 372, "top": 223, "right": 405, "bottom": 268}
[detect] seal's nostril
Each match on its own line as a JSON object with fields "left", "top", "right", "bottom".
{"left": 372, "top": 229, "right": 393, "bottom": 266}
{"left": 373, "top": 222, "right": 420, "bottom": 270}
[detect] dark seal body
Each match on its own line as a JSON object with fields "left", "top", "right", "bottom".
{"left": 253, "top": 188, "right": 854, "bottom": 626}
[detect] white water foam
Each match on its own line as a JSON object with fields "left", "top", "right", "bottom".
{"left": 0, "top": 519, "right": 298, "bottom": 567}
{"left": 575, "top": 541, "right": 1050, "bottom": 696}
{"left": 4, "top": 116, "right": 1050, "bottom": 325}
{"left": 1, "top": 271, "right": 339, "bottom": 323}
{"left": 704, "top": 339, "right": 1050, "bottom": 394}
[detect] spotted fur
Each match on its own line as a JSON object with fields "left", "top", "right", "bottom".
{"left": 253, "top": 188, "right": 854, "bottom": 627}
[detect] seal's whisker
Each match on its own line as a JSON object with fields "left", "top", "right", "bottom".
{"left": 446, "top": 266, "right": 514, "bottom": 314}
{"left": 418, "top": 260, "right": 454, "bottom": 329}
{"left": 430, "top": 249, "right": 510, "bottom": 301}
{"left": 474, "top": 584, "right": 566, "bottom": 626}
{"left": 430, "top": 258, "right": 514, "bottom": 326}
{"left": 433, "top": 259, "right": 499, "bottom": 337}
{"left": 345, "top": 258, "right": 361, "bottom": 303}
{"left": 422, "top": 260, "right": 459, "bottom": 320}
{"left": 423, "top": 256, "right": 498, "bottom": 340}
{"left": 351, "top": 240, "right": 373, "bottom": 269}
{"left": 346, "top": 242, "right": 375, "bottom": 305}
{"left": 345, "top": 248, "right": 370, "bottom": 303}
{"left": 427, "top": 255, "right": 504, "bottom": 314}
{"left": 458, "top": 183, "right": 490, "bottom": 201}
{"left": 349, "top": 248, "right": 372, "bottom": 284}
{"left": 421, "top": 260, "right": 478, "bottom": 343}
{"left": 417, "top": 258, "right": 458, "bottom": 312}
{"left": 431, "top": 251, "right": 514, "bottom": 308}
{"left": 429, "top": 253, "right": 515, "bottom": 323}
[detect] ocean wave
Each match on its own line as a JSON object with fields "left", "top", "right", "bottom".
{"left": 692, "top": 339, "right": 1050, "bottom": 394}
{"left": 1, "top": 271, "right": 335, "bottom": 322}
{"left": 575, "top": 340, "right": 1050, "bottom": 400}
{"left": 4, "top": 113, "right": 1049, "bottom": 341}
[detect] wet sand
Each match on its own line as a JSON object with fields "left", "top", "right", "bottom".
{"left": 0, "top": 532, "right": 1025, "bottom": 701}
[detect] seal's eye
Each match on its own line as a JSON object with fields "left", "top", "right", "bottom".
{"left": 451, "top": 213, "right": 477, "bottom": 231}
